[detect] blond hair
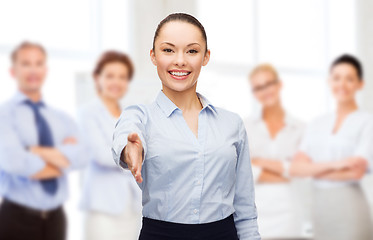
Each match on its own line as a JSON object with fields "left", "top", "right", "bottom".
{"left": 249, "top": 63, "right": 279, "bottom": 80}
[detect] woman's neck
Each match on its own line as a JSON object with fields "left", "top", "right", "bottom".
{"left": 162, "top": 85, "right": 202, "bottom": 113}
{"left": 100, "top": 95, "right": 121, "bottom": 118}
{"left": 262, "top": 101, "right": 285, "bottom": 122}
{"left": 336, "top": 99, "right": 358, "bottom": 116}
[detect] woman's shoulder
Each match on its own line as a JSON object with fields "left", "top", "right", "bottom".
{"left": 350, "top": 110, "right": 373, "bottom": 127}
{"left": 307, "top": 112, "right": 333, "bottom": 126}
{"left": 197, "top": 92, "right": 242, "bottom": 123}
{"left": 211, "top": 107, "right": 247, "bottom": 136}
{"left": 122, "top": 103, "right": 150, "bottom": 114}
{"left": 118, "top": 103, "right": 153, "bottom": 124}
{"left": 78, "top": 98, "right": 105, "bottom": 118}
{"left": 213, "top": 106, "right": 243, "bottom": 123}
{"left": 285, "top": 113, "right": 306, "bottom": 130}
{"left": 243, "top": 114, "right": 261, "bottom": 131}
{"left": 354, "top": 110, "right": 373, "bottom": 120}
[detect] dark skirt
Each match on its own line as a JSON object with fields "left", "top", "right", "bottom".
{"left": 139, "top": 214, "right": 239, "bottom": 240}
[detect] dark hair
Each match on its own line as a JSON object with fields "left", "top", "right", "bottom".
{"left": 93, "top": 50, "right": 134, "bottom": 80}
{"left": 11, "top": 41, "right": 47, "bottom": 63}
{"left": 152, "top": 13, "right": 208, "bottom": 53}
{"left": 330, "top": 54, "right": 363, "bottom": 80}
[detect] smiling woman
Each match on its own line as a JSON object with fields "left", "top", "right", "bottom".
{"left": 150, "top": 14, "right": 209, "bottom": 97}
{"left": 291, "top": 54, "right": 373, "bottom": 240}
{"left": 111, "top": 13, "right": 260, "bottom": 240}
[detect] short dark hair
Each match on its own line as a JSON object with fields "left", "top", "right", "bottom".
{"left": 93, "top": 50, "right": 134, "bottom": 80}
{"left": 330, "top": 54, "right": 363, "bottom": 80}
{"left": 11, "top": 41, "right": 47, "bottom": 63}
{"left": 152, "top": 13, "right": 208, "bottom": 53}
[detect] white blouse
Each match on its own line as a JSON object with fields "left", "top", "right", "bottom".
{"left": 79, "top": 98, "right": 141, "bottom": 215}
{"left": 245, "top": 112, "right": 304, "bottom": 180}
{"left": 245, "top": 112, "right": 306, "bottom": 238}
{"left": 299, "top": 110, "right": 373, "bottom": 188}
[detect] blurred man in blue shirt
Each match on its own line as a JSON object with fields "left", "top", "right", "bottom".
{"left": 0, "top": 41, "right": 85, "bottom": 240}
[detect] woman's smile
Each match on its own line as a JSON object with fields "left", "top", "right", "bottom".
{"left": 168, "top": 69, "right": 191, "bottom": 80}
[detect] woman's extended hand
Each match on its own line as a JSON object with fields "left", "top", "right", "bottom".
{"left": 124, "top": 132, "right": 144, "bottom": 183}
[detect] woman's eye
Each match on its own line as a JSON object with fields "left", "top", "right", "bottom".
{"left": 163, "top": 48, "right": 173, "bottom": 53}
{"left": 188, "top": 49, "right": 198, "bottom": 54}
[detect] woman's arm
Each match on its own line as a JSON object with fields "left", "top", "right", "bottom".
{"left": 257, "top": 169, "right": 289, "bottom": 183}
{"left": 289, "top": 151, "right": 351, "bottom": 177}
{"left": 112, "top": 105, "right": 148, "bottom": 183}
{"left": 257, "top": 169, "right": 288, "bottom": 183}
{"left": 315, "top": 157, "right": 368, "bottom": 181}
{"left": 251, "top": 158, "right": 290, "bottom": 183}
{"left": 252, "top": 157, "right": 284, "bottom": 175}
{"left": 233, "top": 118, "right": 261, "bottom": 239}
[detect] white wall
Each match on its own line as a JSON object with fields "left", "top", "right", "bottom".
{"left": 356, "top": 0, "right": 373, "bottom": 220}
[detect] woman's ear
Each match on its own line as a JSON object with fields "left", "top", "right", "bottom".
{"left": 150, "top": 49, "right": 157, "bottom": 66}
{"left": 202, "top": 49, "right": 210, "bottom": 66}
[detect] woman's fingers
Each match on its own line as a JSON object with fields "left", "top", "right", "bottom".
{"left": 135, "top": 164, "right": 143, "bottom": 183}
{"left": 125, "top": 136, "right": 143, "bottom": 183}
{"left": 131, "top": 160, "right": 143, "bottom": 183}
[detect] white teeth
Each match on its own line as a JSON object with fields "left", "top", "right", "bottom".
{"left": 170, "top": 71, "right": 189, "bottom": 76}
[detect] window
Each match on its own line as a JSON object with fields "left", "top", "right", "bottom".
{"left": 197, "top": 0, "right": 356, "bottom": 121}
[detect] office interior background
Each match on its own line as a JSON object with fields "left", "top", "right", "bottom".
{"left": 0, "top": 0, "right": 373, "bottom": 239}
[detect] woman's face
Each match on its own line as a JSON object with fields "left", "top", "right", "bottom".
{"left": 250, "top": 70, "right": 281, "bottom": 107}
{"left": 95, "top": 61, "right": 130, "bottom": 100}
{"left": 150, "top": 21, "right": 210, "bottom": 93}
{"left": 329, "top": 63, "right": 363, "bottom": 103}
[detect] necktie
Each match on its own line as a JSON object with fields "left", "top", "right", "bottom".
{"left": 24, "top": 100, "right": 58, "bottom": 195}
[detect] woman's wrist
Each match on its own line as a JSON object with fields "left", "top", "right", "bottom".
{"left": 282, "top": 161, "right": 291, "bottom": 179}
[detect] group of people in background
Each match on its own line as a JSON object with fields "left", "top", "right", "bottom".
{"left": 246, "top": 55, "right": 373, "bottom": 240}
{"left": 0, "top": 42, "right": 142, "bottom": 240}
{"left": 0, "top": 18, "right": 372, "bottom": 240}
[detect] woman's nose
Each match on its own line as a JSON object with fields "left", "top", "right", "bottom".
{"left": 174, "top": 52, "right": 186, "bottom": 67}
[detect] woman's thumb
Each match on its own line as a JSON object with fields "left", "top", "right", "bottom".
{"left": 128, "top": 132, "right": 140, "bottom": 143}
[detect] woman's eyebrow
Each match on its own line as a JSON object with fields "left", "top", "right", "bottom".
{"left": 161, "top": 42, "right": 175, "bottom": 47}
{"left": 160, "top": 42, "right": 201, "bottom": 47}
{"left": 187, "top": 43, "right": 201, "bottom": 47}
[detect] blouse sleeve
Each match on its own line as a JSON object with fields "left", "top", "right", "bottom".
{"left": 298, "top": 123, "right": 312, "bottom": 154}
{"left": 243, "top": 117, "right": 262, "bottom": 183}
{"left": 233, "top": 116, "right": 261, "bottom": 240}
{"left": 354, "top": 116, "right": 373, "bottom": 172}
{"left": 111, "top": 104, "right": 148, "bottom": 170}
{"left": 78, "top": 108, "right": 117, "bottom": 169}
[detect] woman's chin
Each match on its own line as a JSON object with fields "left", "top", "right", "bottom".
{"left": 335, "top": 96, "right": 354, "bottom": 103}
{"left": 162, "top": 82, "right": 196, "bottom": 93}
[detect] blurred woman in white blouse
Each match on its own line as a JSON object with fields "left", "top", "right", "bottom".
{"left": 245, "top": 64, "right": 307, "bottom": 239}
{"left": 291, "top": 54, "right": 373, "bottom": 240}
{"left": 79, "top": 51, "right": 142, "bottom": 240}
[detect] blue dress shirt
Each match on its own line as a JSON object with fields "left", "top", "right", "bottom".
{"left": 112, "top": 91, "right": 260, "bottom": 239}
{"left": 79, "top": 98, "right": 141, "bottom": 215}
{"left": 0, "top": 91, "right": 86, "bottom": 210}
